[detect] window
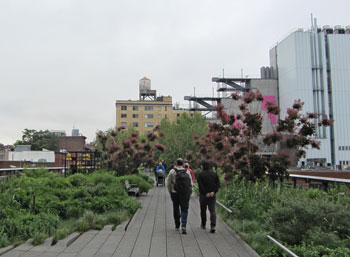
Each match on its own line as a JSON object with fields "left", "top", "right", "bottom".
{"left": 121, "top": 113, "right": 127, "bottom": 118}
{"left": 144, "top": 114, "right": 154, "bottom": 119}
{"left": 177, "top": 113, "right": 180, "bottom": 117}
{"left": 158, "top": 114, "right": 162, "bottom": 119}
{"left": 133, "top": 122, "right": 138, "bottom": 127}
{"left": 144, "top": 122, "right": 154, "bottom": 128}
{"left": 133, "top": 106, "right": 139, "bottom": 111}
{"left": 121, "top": 122, "right": 127, "bottom": 127}
{"left": 165, "top": 106, "right": 167, "bottom": 111}
{"left": 165, "top": 114, "right": 168, "bottom": 119}
{"left": 339, "top": 146, "right": 342, "bottom": 151}
{"left": 342, "top": 146, "right": 345, "bottom": 151}
{"left": 133, "top": 114, "right": 139, "bottom": 118}
{"left": 121, "top": 106, "right": 127, "bottom": 110}
{"left": 145, "top": 106, "right": 154, "bottom": 111}
{"left": 158, "top": 106, "right": 162, "bottom": 112}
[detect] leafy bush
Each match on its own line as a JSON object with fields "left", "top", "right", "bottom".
{"left": 0, "top": 169, "right": 142, "bottom": 247}
{"left": 217, "top": 179, "right": 350, "bottom": 256}
{"left": 68, "top": 173, "right": 89, "bottom": 186}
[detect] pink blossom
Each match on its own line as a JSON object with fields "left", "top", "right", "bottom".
{"left": 231, "top": 92, "right": 241, "bottom": 100}
{"left": 221, "top": 112, "right": 230, "bottom": 124}
{"left": 239, "top": 103, "right": 247, "bottom": 111}
{"left": 265, "top": 101, "right": 280, "bottom": 115}
{"left": 307, "top": 112, "right": 318, "bottom": 119}
{"left": 109, "top": 141, "right": 120, "bottom": 152}
{"left": 243, "top": 90, "right": 256, "bottom": 104}
{"left": 319, "top": 115, "right": 334, "bottom": 126}
{"left": 155, "top": 143, "right": 165, "bottom": 152}
{"left": 310, "top": 140, "right": 321, "bottom": 149}
{"left": 287, "top": 108, "right": 299, "bottom": 119}
{"left": 292, "top": 99, "right": 304, "bottom": 110}
{"left": 255, "top": 90, "right": 264, "bottom": 101}
{"left": 111, "top": 130, "right": 118, "bottom": 137}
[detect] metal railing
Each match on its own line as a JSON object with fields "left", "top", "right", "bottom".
{"left": 289, "top": 174, "right": 350, "bottom": 190}
{"left": 216, "top": 201, "right": 299, "bottom": 257}
{"left": 267, "top": 235, "right": 299, "bottom": 257}
{"left": 0, "top": 167, "right": 66, "bottom": 179}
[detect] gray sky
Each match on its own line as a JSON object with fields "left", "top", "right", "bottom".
{"left": 1, "top": 0, "right": 349, "bottom": 145}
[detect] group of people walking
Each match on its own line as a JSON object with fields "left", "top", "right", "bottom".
{"left": 165, "top": 158, "right": 220, "bottom": 235}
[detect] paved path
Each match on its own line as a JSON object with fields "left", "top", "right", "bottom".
{"left": 1, "top": 186, "right": 259, "bottom": 257}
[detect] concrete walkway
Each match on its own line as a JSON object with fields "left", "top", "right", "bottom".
{"left": 1, "top": 186, "right": 259, "bottom": 257}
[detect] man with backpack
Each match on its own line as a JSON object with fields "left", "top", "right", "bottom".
{"left": 167, "top": 158, "right": 193, "bottom": 234}
{"left": 197, "top": 160, "right": 220, "bottom": 233}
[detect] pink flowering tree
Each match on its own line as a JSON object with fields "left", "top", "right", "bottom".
{"left": 190, "top": 90, "right": 333, "bottom": 182}
{"left": 95, "top": 126, "right": 165, "bottom": 176}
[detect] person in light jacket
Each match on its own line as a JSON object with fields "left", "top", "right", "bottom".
{"left": 167, "top": 158, "right": 193, "bottom": 234}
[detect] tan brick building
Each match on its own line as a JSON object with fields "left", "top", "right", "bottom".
{"left": 116, "top": 77, "right": 191, "bottom": 134}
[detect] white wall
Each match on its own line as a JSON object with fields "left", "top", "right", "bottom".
{"left": 328, "top": 34, "right": 350, "bottom": 166}
{"left": 8, "top": 151, "right": 55, "bottom": 163}
{"left": 276, "top": 31, "right": 332, "bottom": 165}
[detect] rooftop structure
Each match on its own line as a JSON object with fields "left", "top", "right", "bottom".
{"left": 116, "top": 77, "right": 193, "bottom": 134}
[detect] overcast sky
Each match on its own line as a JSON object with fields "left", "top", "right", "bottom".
{"left": 1, "top": 0, "right": 349, "bottom": 145}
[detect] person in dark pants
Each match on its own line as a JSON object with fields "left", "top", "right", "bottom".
{"left": 197, "top": 160, "right": 220, "bottom": 233}
{"left": 167, "top": 158, "right": 193, "bottom": 234}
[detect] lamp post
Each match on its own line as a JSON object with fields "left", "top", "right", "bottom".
{"left": 65, "top": 153, "right": 72, "bottom": 177}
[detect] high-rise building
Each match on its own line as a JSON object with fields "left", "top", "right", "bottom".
{"left": 116, "top": 77, "right": 192, "bottom": 134}
{"left": 270, "top": 22, "right": 350, "bottom": 168}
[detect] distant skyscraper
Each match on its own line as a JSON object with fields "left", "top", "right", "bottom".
{"left": 72, "top": 129, "right": 79, "bottom": 136}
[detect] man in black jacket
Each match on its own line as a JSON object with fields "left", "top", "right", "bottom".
{"left": 197, "top": 160, "right": 220, "bottom": 233}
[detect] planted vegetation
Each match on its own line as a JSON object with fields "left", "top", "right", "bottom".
{"left": 0, "top": 168, "right": 152, "bottom": 247}
{"left": 218, "top": 180, "right": 350, "bottom": 257}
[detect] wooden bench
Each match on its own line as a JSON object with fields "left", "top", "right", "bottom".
{"left": 125, "top": 180, "right": 140, "bottom": 196}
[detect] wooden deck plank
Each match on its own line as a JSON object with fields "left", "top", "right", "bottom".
{"left": 187, "top": 202, "right": 221, "bottom": 257}
{"left": 63, "top": 230, "right": 98, "bottom": 254}
{"left": 75, "top": 234, "right": 111, "bottom": 257}
{"left": 189, "top": 196, "right": 259, "bottom": 257}
{"left": 165, "top": 188, "right": 185, "bottom": 257}
{"left": 149, "top": 187, "right": 167, "bottom": 257}
{"left": 130, "top": 186, "right": 160, "bottom": 257}
{"left": 111, "top": 189, "right": 155, "bottom": 257}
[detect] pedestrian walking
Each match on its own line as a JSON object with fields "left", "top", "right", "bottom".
{"left": 184, "top": 162, "right": 195, "bottom": 184}
{"left": 197, "top": 160, "right": 220, "bottom": 233}
{"left": 167, "top": 158, "right": 193, "bottom": 234}
{"left": 156, "top": 162, "right": 166, "bottom": 186}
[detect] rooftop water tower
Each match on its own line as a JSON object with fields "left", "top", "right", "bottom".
{"left": 139, "top": 77, "right": 157, "bottom": 100}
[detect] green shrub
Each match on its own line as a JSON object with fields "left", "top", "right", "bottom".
{"left": 32, "top": 232, "right": 48, "bottom": 246}
{"left": 68, "top": 173, "right": 89, "bottom": 186}
{"left": 217, "top": 179, "right": 350, "bottom": 256}
{"left": 76, "top": 211, "right": 96, "bottom": 232}
{"left": 290, "top": 244, "right": 350, "bottom": 257}
{"left": 305, "top": 188, "right": 323, "bottom": 199}
{"left": 90, "top": 171, "right": 118, "bottom": 185}
{"left": 0, "top": 229, "right": 9, "bottom": 248}
{"left": 0, "top": 170, "right": 141, "bottom": 248}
